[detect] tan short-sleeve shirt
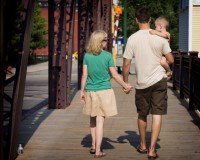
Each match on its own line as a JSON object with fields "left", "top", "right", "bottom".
{"left": 123, "top": 29, "right": 172, "bottom": 89}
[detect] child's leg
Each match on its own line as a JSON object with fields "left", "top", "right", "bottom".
{"left": 160, "top": 56, "right": 172, "bottom": 79}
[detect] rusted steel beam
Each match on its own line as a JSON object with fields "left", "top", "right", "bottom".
{"left": 93, "top": 0, "right": 112, "bottom": 50}
{"left": 7, "top": 0, "right": 35, "bottom": 159}
{"left": 66, "top": 0, "right": 76, "bottom": 106}
{"left": 0, "top": 0, "right": 4, "bottom": 159}
{"left": 85, "top": 0, "right": 92, "bottom": 40}
{"left": 101, "top": 0, "right": 112, "bottom": 52}
{"left": 97, "top": 0, "right": 101, "bottom": 29}
{"left": 77, "top": 0, "right": 112, "bottom": 88}
{"left": 3, "top": 0, "right": 19, "bottom": 72}
{"left": 92, "top": 0, "right": 98, "bottom": 31}
{"left": 49, "top": 0, "right": 68, "bottom": 109}
{"left": 48, "top": 0, "right": 56, "bottom": 109}
{"left": 56, "top": 0, "right": 67, "bottom": 108}
{"left": 78, "top": 0, "right": 88, "bottom": 89}
{"left": 3, "top": 0, "right": 22, "bottom": 159}
{"left": 49, "top": 0, "right": 75, "bottom": 108}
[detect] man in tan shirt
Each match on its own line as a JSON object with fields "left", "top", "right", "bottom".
{"left": 123, "top": 7, "right": 174, "bottom": 159}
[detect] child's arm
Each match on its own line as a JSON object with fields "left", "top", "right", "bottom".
{"left": 149, "top": 29, "right": 169, "bottom": 39}
{"left": 160, "top": 57, "right": 171, "bottom": 72}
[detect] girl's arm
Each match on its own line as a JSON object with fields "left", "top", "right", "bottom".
{"left": 80, "top": 65, "right": 88, "bottom": 103}
{"left": 109, "top": 66, "right": 133, "bottom": 92}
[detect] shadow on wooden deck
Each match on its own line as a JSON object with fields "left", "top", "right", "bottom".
{"left": 16, "top": 76, "right": 200, "bottom": 160}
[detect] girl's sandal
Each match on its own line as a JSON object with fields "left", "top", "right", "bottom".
{"left": 136, "top": 145, "right": 148, "bottom": 154}
{"left": 94, "top": 152, "right": 106, "bottom": 158}
{"left": 89, "top": 148, "right": 95, "bottom": 154}
{"left": 148, "top": 153, "right": 159, "bottom": 160}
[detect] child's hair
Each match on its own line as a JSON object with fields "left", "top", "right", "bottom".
{"left": 86, "top": 30, "right": 108, "bottom": 55}
{"left": 155, "top": 16, "right": 169, "bottom": 29}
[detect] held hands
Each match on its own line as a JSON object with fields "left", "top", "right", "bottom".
{"left": 123, "top": 83, "right": 133, "bottom": 94}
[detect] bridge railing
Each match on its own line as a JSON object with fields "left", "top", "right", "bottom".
{"left": 172, "top": 50, "right": 200, "bottom": 111}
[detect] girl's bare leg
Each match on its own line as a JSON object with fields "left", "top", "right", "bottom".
{"left": 90, "top": 116, "right": 96, "bottom": 150}
{"left": 95, "top": 116, "right": 105, "bottom": 155}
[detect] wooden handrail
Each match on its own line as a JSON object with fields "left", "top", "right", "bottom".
{"left": 172, "top": 50, "right": 200, "bottom": 111}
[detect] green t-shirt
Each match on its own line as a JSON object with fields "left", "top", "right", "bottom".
{"left": 83, "top": 50, "right": 115, "bottom": 91}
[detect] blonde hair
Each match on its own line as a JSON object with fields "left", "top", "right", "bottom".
{"left": 86, "top": 30, "right": 108, "bottom": 55}
{"left": 155, "top": 16, "right": 169, "bottom": 29}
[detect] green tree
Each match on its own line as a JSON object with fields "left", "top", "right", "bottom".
{"left": 119, "top": 0, "right": 179, "bottom": 50}
{"left": 30, "top": 3, "right": 48, "bottom": 54}
{"left": 6, "top": 2, "right": 48, "bottom": 66}
{"left": 4, "top": 1, "right": 24, "bottom": 68}
{"left": 10, "top": 2, "right": 24, "bottom": 53}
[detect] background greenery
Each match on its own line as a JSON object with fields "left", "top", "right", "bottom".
{"left": 30, "top": 4, "right": 48, "bottom": 54}
{"left": 28, "top": 3, "right": 48, "bottom": 64}
{"left": 10, "top": 0, "right": 179, "bottom": 65}
{"left": 10, "top": 3, "right": 48, "bottom": 65}
{"left": 118, "top": 0, "right": 179, "bottom": 51}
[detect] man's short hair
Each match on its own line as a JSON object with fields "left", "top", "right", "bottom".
{"left": 135, "top": 7, "right": 151, "bottom": 23}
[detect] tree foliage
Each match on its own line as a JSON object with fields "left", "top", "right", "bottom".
{"left": 4, "top": 1, "right": 24, "bottom": 67}
{"left": 118, "top": 0, "right": 179, "bottom": 50}
{"left": 11, "top": 3, "right": 48, "bottom": 53}
{"left": 30, "top": 3, "right": 48, "bottom": 53}
{"left": 10, "top": 2, "right": 24, "bottom": 53}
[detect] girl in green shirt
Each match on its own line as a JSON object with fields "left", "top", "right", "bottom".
{"left": 80, "top": 30, "right": 132, "bottom": 158}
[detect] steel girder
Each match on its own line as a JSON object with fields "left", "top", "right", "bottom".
{"left": 101, "top": 0, "right": 112, "bottom": 52}
{"left": 1, "top": 0, "right": 112, "bottom": 159}
{"left": 77, "top": 0, "right": 112, "bottom": 89}
{"left": 48, "top": 0, "right": 75, "bottom": 109}
{"left": 8, "top": 1, "right": 35, "bottom": 160}
{"left": 2, "top": 0, "right": 35, "bottom": 159}
{"left": 78, "top": 0, "right": 89, "bottom": 89}
{"left": 0, "top": 0, "right": 4, "bottom": 159}
{"left": 66, "top": 0, "right": 76, "bottom": 105}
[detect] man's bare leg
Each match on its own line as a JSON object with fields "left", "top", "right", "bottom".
{"left": 148, "top": 115, "right": 162, "bottom": 157}
{"left": 138, "top": 115, "right": 147, "bottom": 150}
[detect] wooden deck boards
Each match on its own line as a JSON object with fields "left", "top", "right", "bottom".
{"left": 16, "top": 75, "right": 200, "bottom": 160}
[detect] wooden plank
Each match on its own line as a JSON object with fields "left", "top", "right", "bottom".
{"left": 16, "top": 76, "right": 200, "bottom": 160}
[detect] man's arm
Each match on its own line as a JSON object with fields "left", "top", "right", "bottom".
{"left": 122, "top": 58, "right": 132, "bottom": 83}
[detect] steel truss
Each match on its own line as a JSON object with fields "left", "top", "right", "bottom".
{"left": 1, "top": 0, "right": 112, "bottom": 159}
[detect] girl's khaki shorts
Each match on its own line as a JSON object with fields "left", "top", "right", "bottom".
{"left": 83, "top": 89, "right": 118, "bottom": 117}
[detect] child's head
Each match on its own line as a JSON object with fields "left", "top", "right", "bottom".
{"left": 86, "top": 30, "right": 108, "bottom": 55}
{"left": 154, "top": 16, "right": 169, "bottom": 32}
